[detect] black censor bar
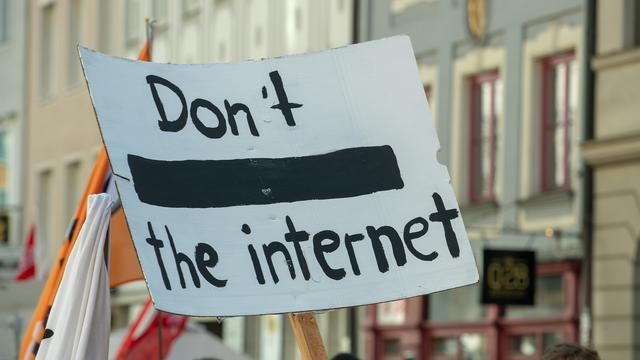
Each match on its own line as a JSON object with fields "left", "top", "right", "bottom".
{"left": 127, "top": 145, "right": 404, "bottom": 208}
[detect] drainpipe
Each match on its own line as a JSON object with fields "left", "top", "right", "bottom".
{"left": 580, "top": 0, "right": 596, "bottom": 347}
{"left": 350, "top": 0, "right": 361, "bottom": 356}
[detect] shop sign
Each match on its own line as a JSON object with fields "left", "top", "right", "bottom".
{"left": 481, "top": 249, "right": 535, "bottom": 305}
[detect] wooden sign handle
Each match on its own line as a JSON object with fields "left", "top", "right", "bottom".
{"left": 288, "top": 312, "right": 328, "bottom": 360}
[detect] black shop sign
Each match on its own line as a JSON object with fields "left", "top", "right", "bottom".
{"left": 481, "top": 249, "right": 535, "bottom": 306}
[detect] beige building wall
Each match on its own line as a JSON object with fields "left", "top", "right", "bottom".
{"left": 584, "top": 0, "right": 640, "bottom": 358}
{"left": 26, "top": 0, "right": 354, "bottom": 278}
{"left": 26, "top": 1, "right": 356, "bottom": 359}
{"left": 26, "top": 0, "right": 112, "bottom": 269}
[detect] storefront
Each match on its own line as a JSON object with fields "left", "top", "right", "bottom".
{"left": 361, "top": 1, "right": 586, "bottom": 358}
{"left": 367, "top": 260, "right": 580, "bottom": 360}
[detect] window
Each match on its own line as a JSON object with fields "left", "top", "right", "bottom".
{"left": 0, "top": 132, "right": 7, "bottom": 212}
{"left": 540, "top": 52, "right": 577, "bottom": 192}
{"left": 125, "top": 0, "right": 141, "bottom": 46}
{"left": 152, "top": 0, "right": 169, "bottom": 21}
{"left": 424, "top": 84, "right": 433, "bottom": 104}
{"left": 431, "top": 333, "right": 489, "bottom": 360}
{"left": 247, "top": 0, "right": 268, "bottom": 60}
{"left": 0, "top": 131, "right": 6, "bottom": 164}
{"left": 182, "top": 0, "right": 200, "bottom": 15}
{"left": 294, "top": 6, "right": 302, "bottom": 31}
{"left": 425, "top": 84, "right": 436, "bottom": 125}
{"left": 0, "top": 0, "right": 9, "bottom": 46}
{"left": 500, "top": 261, "right": 580, "bottom": 359}
{"left": 37, "top": 170, "right": 53, "bottom": 254}
{"left": 508, "top": 332, "right": 564, "bottom": 357}
{"left": 40, "top": 4, "right": 55, "bottom": 100}
{"left": 636, "top": 1, "right": 640, "bottom": 47}
{"left": 468, "top": 71, "right": 500, "bottom": 203}
{"left": 285, "top": 0, "right": 308, "bottom": 54}
{"left": 254, "top": 26, "right": 262, "bottom": 46}
{"left": 211, "top": 1, "right": 233, "bottom": 62}
{"left": 377, "top": 300, "right": 406, "bottom": 325}
{"left": 383, "top": 338, "right": 401, "bottom": 356}
{"left": 97, "top": 0, "right": 111, "bottom": 52}
{"left": 505, "top": 275, "right": 564, "bottom": 319}
{"left": 391, "top": 0, "right": 437, "bottom": 14}
{"left": 0, "top": 212, "right": 7, "bottom": 244}
{"left": 428, "top": 283, "right": 485, "bottom": 322}
{"left": 370, "top": 262, "right": 579, "bottom": 359}
{"left": 68, "top": 0, "right": 82, "bottom": 87}
{"left": 64, "top": 161, "right": 82, "bottom": 223}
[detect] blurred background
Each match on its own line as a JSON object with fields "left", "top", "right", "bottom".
{"left": 0, "top": 0, "right": 639, "bottom": 359}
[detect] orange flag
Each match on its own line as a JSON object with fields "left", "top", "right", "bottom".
{"left": 109, "top": 207, "right": 143, "bottom": 288}
{"left": 19, "top": 42, "right": 151, "bottom": 360}
{"left": 107, "top": 38, "right": 149, "bottom": 288}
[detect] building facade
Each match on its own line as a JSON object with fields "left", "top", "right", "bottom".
{"left": 24, "top": 0, "right": 359, "bottom": 359}
{"left": 583, "top": 0, "right": 640, "bottom": 358}
{"left": 0, "top": 1, "right": 37, "bottom": 359}
{"left": 0, "top": 0, "right": 27, "bottom": 275}
{"left": 361, "top": 0, "right": 588, "bottom": 359}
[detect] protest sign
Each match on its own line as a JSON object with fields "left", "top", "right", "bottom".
{"left": 80, "top": 36, "right": 478, "bottom": 316}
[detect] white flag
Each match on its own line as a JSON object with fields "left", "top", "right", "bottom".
{"left": 36, "top": 193, "right": 113, "bottom": 360}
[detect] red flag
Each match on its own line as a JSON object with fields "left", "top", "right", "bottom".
{"left": 15, "top": 226, "right": 36, "bottom": 281}
{"left": 116, "top": 298, "right": 187, "bottom": 360}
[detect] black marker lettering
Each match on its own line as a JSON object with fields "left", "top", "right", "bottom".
{"left": 145, "top": 222, "right": 171, "bottom": 290}
{"left": 344, "top": 233, "right": 364, "bottom": 276}
{"left": 262, "top": 242, "right": 296, "bottom": 284}
{"left": 429, "top": 192, "right": 461, "bottom": 258}
{"left": 146, "top": 75, "right": 188, "bottom": 132}
{"left": 195, "top": 243, "right": 227, "bottom": 287}
{"left": 166, "top": 225, "right": 201, "bottom": 288}
{"left": 224, "top": 100, "right": 259, "bottom": 136}
{"left": 313, "top": 230, "right": 346, "bottom": 280}
{"left": 284, "top": 216, "right": 311, "bottom": 280}
{"left": 269, "top": 70, "right": 302, "bottom": 126}
{"left": 403, "top": 217, "right": 438, "bottom": 261}
{"left": 248, "top": 244, "right": 266, "bottom": 285}
{"left": 366, "top": 225, "right": 407, "bottom": 273}
{"left": 190, "top": 98, "right": 227, "bottom": 139}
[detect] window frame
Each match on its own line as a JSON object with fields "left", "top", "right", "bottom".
{"left": 539, "top": 51, "right": 575, "bottom": 193}
{"left": 424, "top": 84, "right": 434, "bottom": 125}
{"left": 499, "top": 261, "right": 581, "bottom": 359}
{"left": 0, "top": 0, "right": 10, "bottom": 47}
{"left": 468, "top": 70, "right": 500, "bottom": 204}
{"left": 367, "top": 261, "right": 580, "bottom": 360}
{"left": 36, "top": 168, "right": 54, "bottom": 255}
{"left": 182, "top": 0, "right": 201, "bottom": 17}
{"left": 67, "top": 0, "right": 82, "bottom": 88}
{"left": 39, "top": 3, "right": 55, "bottom": 101}
{"left": 424, "top": 84, "right": 433, "bottom": 104}
{"left": 63, "top": 160, "right": 82, "bottom": 224}
{"left": 124, "top": 0, "right": 141, "bottom": 46}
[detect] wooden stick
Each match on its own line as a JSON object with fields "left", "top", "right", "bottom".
{"left": 288, "top": 312, "right": 328, "bottom": 360}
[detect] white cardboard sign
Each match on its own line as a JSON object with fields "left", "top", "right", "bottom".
{"left": 80, "top": 36, "right": 479, "bottom": 316}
